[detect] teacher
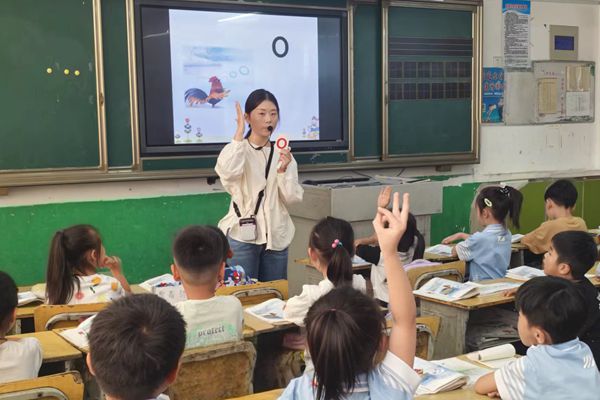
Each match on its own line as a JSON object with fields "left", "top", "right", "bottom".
{"left": 216, "top": 89, "right": 303, "bottom": 281}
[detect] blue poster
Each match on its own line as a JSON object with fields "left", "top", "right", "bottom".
{"left": 482, "top": 68, "right": 504, "bottom": 123}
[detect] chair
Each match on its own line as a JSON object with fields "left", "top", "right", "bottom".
{"left": 168, "top": 341, "right": 257, "bottom": 400}
{"left": 34, "top": 303, "right": 107, "bottom": 332}
{"left": 415, "top": 316, "right": 441, "bottom": 360}
{"left": 217, "top": 280, "right": 288, "bottom": 307}
{"left": 225, "top": 389, "right": 284, "bottom": 400}
{"left": 0, "top": 371, "right": 83, "bottom": 400}
{"left": 407, "top": 260, "right": 466, "bottom": 290}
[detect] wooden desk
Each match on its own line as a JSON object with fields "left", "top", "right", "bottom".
{"left": 8, "top": 331, "right": 82, "bottom": 370}
{"left": 415, "top": 278, "right": 520, "bottom": 359}
{"left": 425, "top": 244, "right": 527, "bottom": 266}
{"left": 227, "top": 389, "right": 284, "bottom": 400}
{"left": 243, "top": 310, "right": 295, "bottom": 337}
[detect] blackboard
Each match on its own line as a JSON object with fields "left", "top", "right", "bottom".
{"left": 0, "top": 0, "right": 102, "bottom": 170}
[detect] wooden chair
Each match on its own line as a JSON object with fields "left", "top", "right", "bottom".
{"left": 169, "top": 341, "right": 257, "bottom": 400}
{"left": 34, "top": 303, "right": 107, "bottom": 332}
{"left": 407, "top": 260, "right": 466, "bottom": 290}
{"left": 415, "top": 316, "right": 441, "bottom": 360}
{"left": 217, "top": 280, "right": 288, "bottom": 307}
{"left": 226, "top": 389, "right": 284, "bottom": 400}
{"left": 0, "top": 371, "right": 83, "bottom": 400}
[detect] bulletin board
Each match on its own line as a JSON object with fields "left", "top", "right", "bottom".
{"left": 504, "top": 61, "right": 594, "bottom": 125}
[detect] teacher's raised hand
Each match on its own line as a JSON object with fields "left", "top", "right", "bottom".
{"left": 233, "top": 101, "right": 245, "bottom": 142}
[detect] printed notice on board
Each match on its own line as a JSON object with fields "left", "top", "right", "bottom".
{"left": 566, "top": 92, "right": 591, "bottom": 117}
{"left": 503, "top": 0, "right": 530, "bottom": 68}
{"left": 537, "top": 78, "right": 558, "bottom": 115}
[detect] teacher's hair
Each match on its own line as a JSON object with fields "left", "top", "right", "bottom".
{"left": 243, "top": 89, "right": 280, "bottom": 139}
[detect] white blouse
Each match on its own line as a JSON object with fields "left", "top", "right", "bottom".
{"left": 284, "top": 275, "right": 367, "bottom": 326}
{"left": 215, "top": 139, "right": 303, "bottom": 251}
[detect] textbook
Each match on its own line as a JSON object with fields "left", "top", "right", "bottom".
{"left": 505, "top": 266, "right": 545, "bottom": 281}
{"left": 433, "top": 357, "right": 489, "bottom": 386}
{"left": 139, "top": 274, "right": 187, "bottom": 305}
{"left": 414, "top": 357, "right": 468, "bottom": 395}
{"left": 465, "top": 281, "right": 521, "bottom": 296}
{"left": 424, "top": 244, "right": 454, "bottom": 256}
{"left": 244, "top": 298, "right": 289, "bottom": 325}
{"left": 413, "top": 278, "right": 479, "bottom": 302}
{"left": 17, "top": 291, "right": 42, "bottom": 306}
{"left": 56, "top": 314, "right": 95, "bottom": 351}
{"left": 467, "top": 344, "right": 517, "bottom": 369}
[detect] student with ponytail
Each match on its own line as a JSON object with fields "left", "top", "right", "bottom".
{"left": 45, "top": 225, "right": 131, "bottom": 305}
{"left": 443, "top": 185, "right": 524, "bottom": 281}
{"left": 283, "top": 217, "right": 366, "bottom": 326}
{"left": 281, "top": 192, "right": 420, "bottom": 400}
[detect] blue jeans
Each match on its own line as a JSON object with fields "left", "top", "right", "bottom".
{"left": 228, "top": 237, "right": 288, "bottom": 281}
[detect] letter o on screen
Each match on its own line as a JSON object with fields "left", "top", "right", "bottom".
{"left": 272, "top": 36, "right": 289, "bottom": 58}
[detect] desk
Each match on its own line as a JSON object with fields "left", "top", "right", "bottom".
{"left": 8, "top": 331, "right": 82, "bottom": 370}
{"left": 415, "top": 355, "right": 494, "bottom": 400}
{"left": 227, "top": 389, "right": 284, "bottom": 400}
{"left": 417, "top": 276, "right": 600, "bottom": 359}
{"left": 425, "top": 243, "right": 529, "bottom": 267}
{"left": 416, "top": 278, "right": 520, "bottom": 359}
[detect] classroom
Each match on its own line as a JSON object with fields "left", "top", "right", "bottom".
{"left": 1, "top": 0, "right": 600, "bottom": 399}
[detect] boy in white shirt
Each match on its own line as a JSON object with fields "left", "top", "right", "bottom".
{"left": 171, "top": 225, "right": 243, "bottom": 348}
{"left": 475, "top": 276, "right": 600, "bottom": 399}
{"left": 87, "top": 294, "right": 185, "bottom": 400}
{"left": 0, "top": 271, "right": 42, "bottom": 383}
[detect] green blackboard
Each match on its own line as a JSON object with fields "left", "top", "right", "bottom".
{"left": 386, "top": 6, "right": 476, "bottom": 157}
{"left": 0, "top": 0, "right": 101, "bottom": 170}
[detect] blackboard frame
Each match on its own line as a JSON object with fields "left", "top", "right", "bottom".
{"left": 381, "top": 0, "right": 482, "bottom": 165}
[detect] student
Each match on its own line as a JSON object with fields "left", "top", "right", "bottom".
{"left": 45, "top": 224, "right": 131, "bottom": 305}
{"left": 443, "top": 185, "right": 523, "bottom": 281}
{"left": 280, "top": 192, "right": 420, "bottom": 400}
{"left": 171, "top": 225, "right": 243, "bottom": 348}
{"left": 354, "top": 187, "right": 425, "bottom": 265}
{"left": 207, "top": 225, "right": 252, "bottom": 287}
{"left": 87, "top": 294, "right": 186, "bottom": 400}
{"left": 521, "top": 179, "right": 587, "bottom": 255}
{"left": 283, "top": 216, "right": 366, "bottom": 326}
{"left": 216, "top": 89, "right": 303, "bottom": 281}
{"left": 354, "top": 186, "right": 425, "bottom": 304}
{"left": 539, "top": 231, "right": 600, "bottom": 367}
{"left": 475, "top": 276, "right": 600, "bottom": 399}
{"left": 0, "top": 271, "right": 42, "bottom": 383}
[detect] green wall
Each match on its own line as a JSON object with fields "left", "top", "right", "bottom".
{"left": 0, "top": 193, "right": 230, "bottom": 285}
{"left": 2, "top": 178, "right": 599, "bottom": 286}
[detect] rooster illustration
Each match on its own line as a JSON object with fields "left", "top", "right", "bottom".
{"left": 184, "top": 76, "right": 230, "bottom": 108}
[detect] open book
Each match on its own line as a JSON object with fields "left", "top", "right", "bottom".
{"left": 139, "top": 274, "right": 187, "bottom": 305}
{"left": 506, "top": 266, "right": 545, "bottom": 281}
{"left": 425, "top": 244, "right": 454, "bottom": 256}
{"left": 414, "top": 357, "right": 468, "bottom": 395}
{"left": 244, "top": 298, "right": 289, "bottom": 325}
{"left": 413, "top": 278, "right": 479, "bottom": 302}
{"left": 18, "top": 291, "right": 43, "bottom": 306}
{"left": 467, "top": 344, "right": 517, "bottom": 369}
{"left": 465, "top": 281, "right": 521, "bottom": 296}
{"left": 56, "top": 314, "right": 96, "bottom": 351}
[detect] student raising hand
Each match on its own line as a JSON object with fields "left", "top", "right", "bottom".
{"left": 372, "top": 192, "right": 410, "bottom": 251}
{"left": 372, "top": 192, "right": 417, "bottom": 368}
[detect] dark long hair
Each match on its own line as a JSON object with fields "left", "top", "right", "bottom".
{"left": 243, "top": 89, "right": 280, "bottom": 139}
{"left": 309, "top": 217, "right": 354, "bottom": 287}
{"left": 306, "top": 286, "right": 385, "bottom": 400}
{"left": 45, "top": 224, "right": 102, "bottom": 304}
{"left": 475, "top": 185, "right": 523, "bottom": 229}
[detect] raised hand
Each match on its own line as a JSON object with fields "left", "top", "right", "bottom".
{"left": 233, "top": 101, "right": 245, "bottom": 142}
